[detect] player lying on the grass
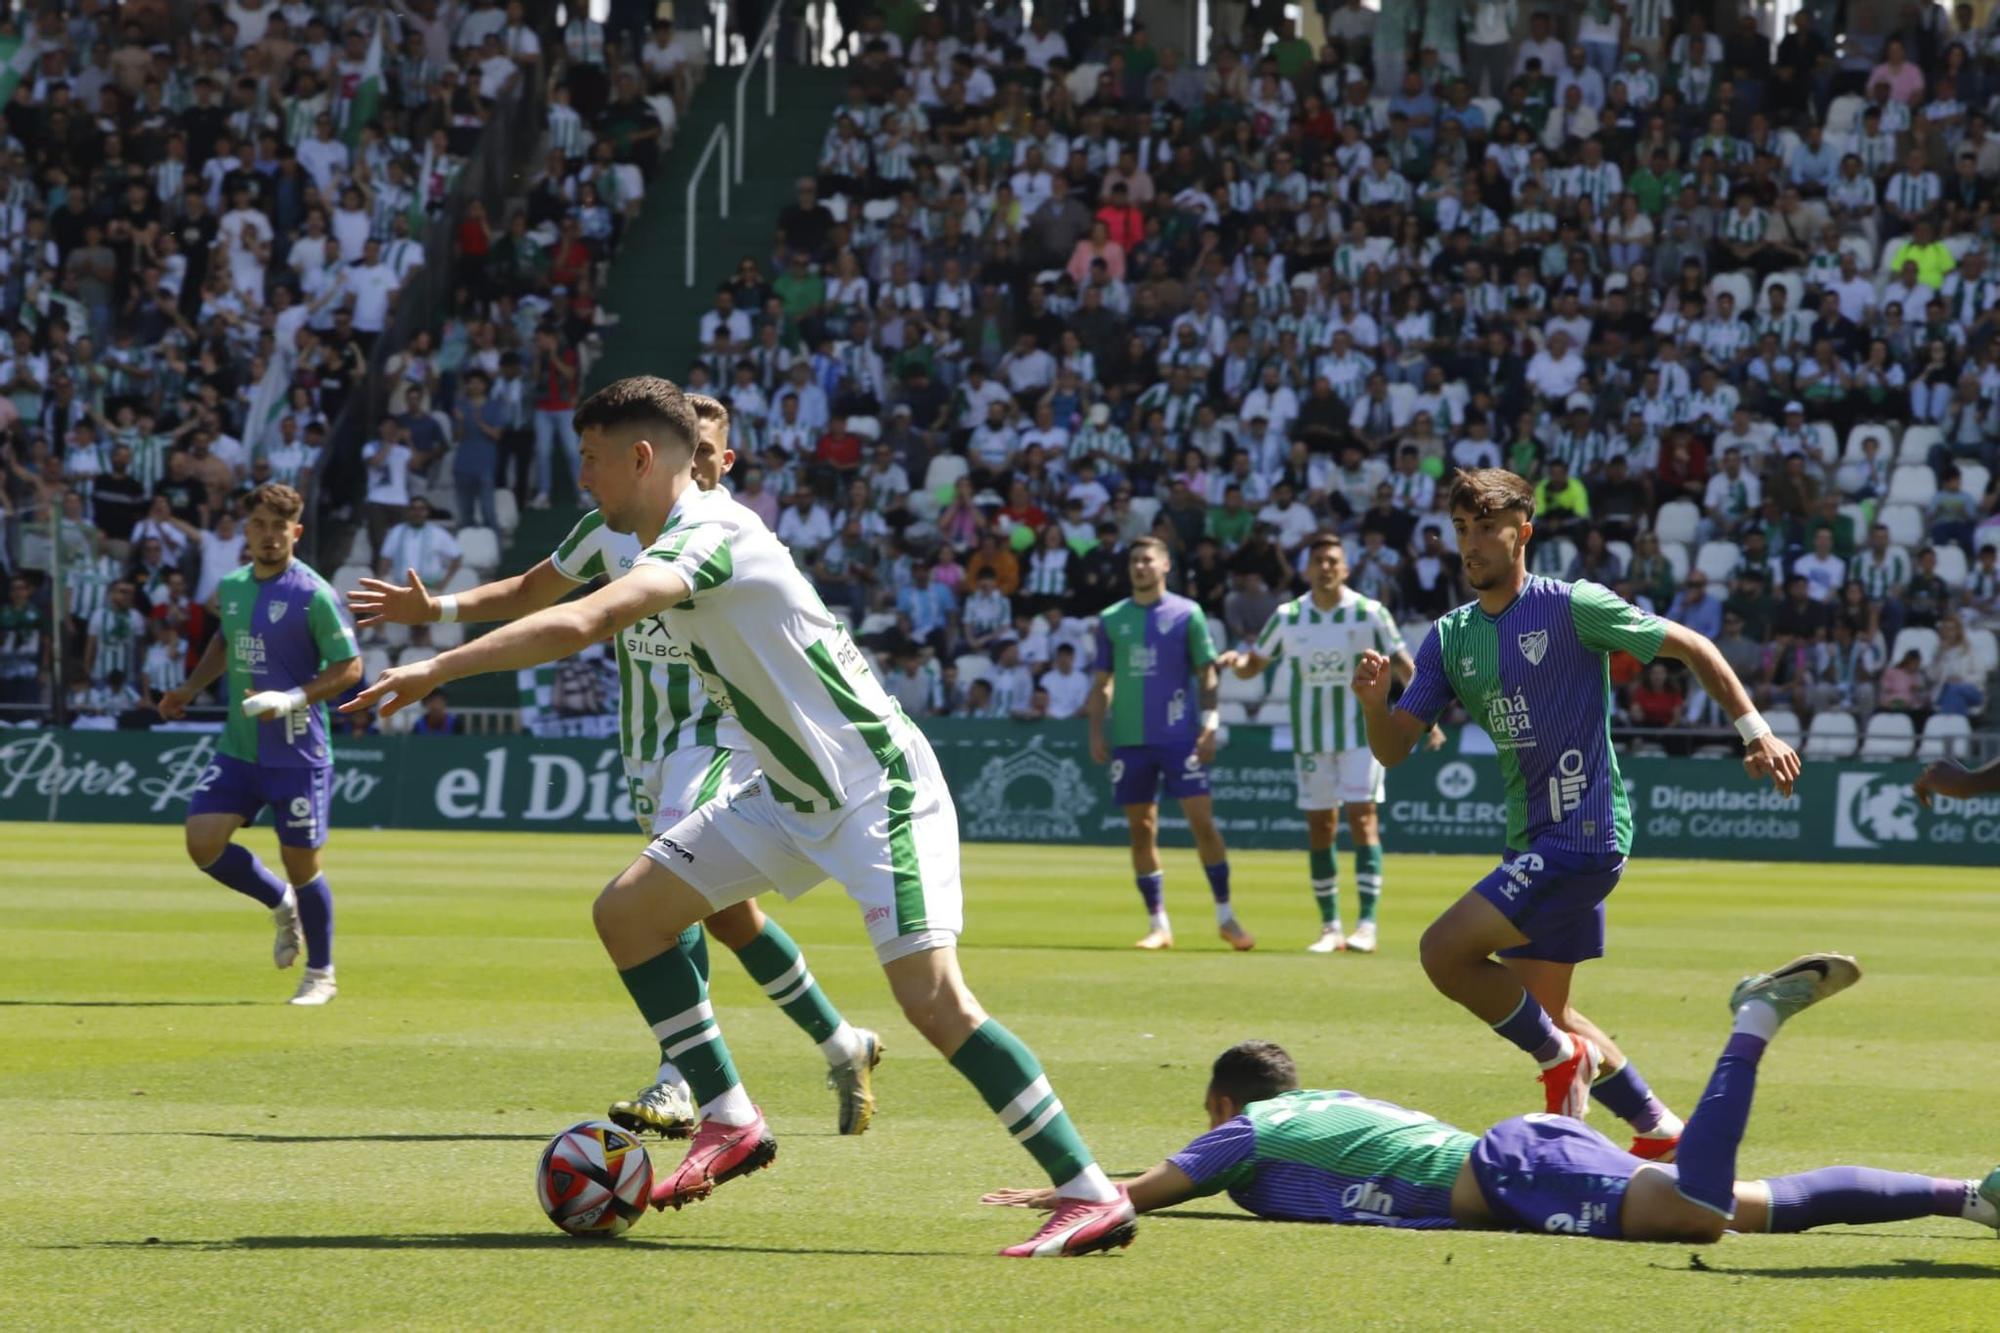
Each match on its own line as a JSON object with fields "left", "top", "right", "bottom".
{"left": 349, "top": 396, "right": 882, "bottom": 1138}
{"left": 1087, "top": 537, "right": 1253, "bottom": 952}
{"left": 1352, "top": 468, "right": 1802, "bottom": 1162}
{"left": 1915, "top": 756, "right": 2000, "bottom": 804}
{"left": 344, "top": 377, "right": 1134, "bottom": 1258}
{"left": 1218, "top": 533, "right": 1442, "bottom": 955}
{"left": 986, "top": 954, "right": 2000, "bottom": 1241}
{"left": 156, "top": 483, "right": 360, "bottom": 1006}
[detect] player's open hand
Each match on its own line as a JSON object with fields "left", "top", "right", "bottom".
{"left": 343, "top": 659, "right": 441, "bottom": 719}
{"left": 1914, "top": 760, "right": 1972, "bottom": 808}
{"left": 154, "top": 686, "right": 192, "bottom": 721}
{"left": 1743, "top": 732, "right": 1801, "bottom": 797}
{"left": 1090, "top": 732, "right": 1110, "bottom": 765}
{"left": 1195, "top": 726, "right": 1219, "bottom": 764}
{"left": 1351, "top": 649, "right": 1392, "bottom": 707}
{"left": 1424, "top": 724, "right": 1446, "bottom": 751}
{"left": 348, "top": 567, "right": 436, "bottom": 628}
{"left": 980, "top": 1186, "right": 1058, "bottom": 1211}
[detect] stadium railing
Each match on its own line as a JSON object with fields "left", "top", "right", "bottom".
{"left": 685, "top": 124, "right": 732, "bottom": 287}
{"left": 733, "top": 1, "right": 782, "bottom": 183}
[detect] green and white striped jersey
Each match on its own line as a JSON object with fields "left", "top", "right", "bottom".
{"left": 638, "top": 486, "right": 919, "bottom": 811}
{"left": 550, "top": 510, "right": 747, "bottom": 764}
{"left": 1255, "top": 588, "right": 1407, "bottom": 755}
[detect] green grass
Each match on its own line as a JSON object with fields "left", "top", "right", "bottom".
{"left": 2, "top": 825, "right": 1994, "bottom": 1329}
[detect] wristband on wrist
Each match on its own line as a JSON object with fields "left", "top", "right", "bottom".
{"left": 1734, "top": 710, "right": 1773, "bottom": 743}
{"left": 1201, "top": 708, "right": 1221, "bottom": 731}
{"left": 436, "top": 593, "right": 459, "bottom": 624}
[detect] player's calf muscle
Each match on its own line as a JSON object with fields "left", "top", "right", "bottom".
{"left": 885, "top": 949, "right": 986, "bottom": 1053}
{"left": 592, "top": 861, "right": 705, "bottom": 967}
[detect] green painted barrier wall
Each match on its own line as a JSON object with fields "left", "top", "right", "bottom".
{"left": 1, "top": 724, "right": 1992, "bottom": 864}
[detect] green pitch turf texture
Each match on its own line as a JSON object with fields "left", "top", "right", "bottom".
{"left": 2, "top": 824, "right": 1993, "bottom": 1329}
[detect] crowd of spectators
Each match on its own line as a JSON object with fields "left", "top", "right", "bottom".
{"left": 0, "top": 1, "right": 693, "bottom": 732}
{"left": 654, "top": 1, "right": 2000, "bottom": 753}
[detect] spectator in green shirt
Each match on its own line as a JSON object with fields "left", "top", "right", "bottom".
{"left": 1207, "top": 484, "right": 1255, "bottom": 550}
{"left": 1533, "top": 459, "right": 1591, "bottom": 542}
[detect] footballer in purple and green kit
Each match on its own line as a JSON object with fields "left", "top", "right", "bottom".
{"left": 1087, "top": 538, "right": 1249, "bottom": 951}
{"left": 161, "top": 483, "right": 361, "bottom": 1006}
{"left": 1355, "top": 468, "right": 1801, "bottom": 1161}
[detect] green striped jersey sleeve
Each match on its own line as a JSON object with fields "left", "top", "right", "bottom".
{"left": 1569, "top": 579, "right": 1667, "bottom": 663}
{"left": 1371, "top": 600, "right": 1407, "bottom": 657}
{"left": 549, "top": 511, "right": 605, "bottom": 582}
{"left": 640, "top": 520, "right": 734, "bottom": 602}
{"left": 1253, "top": 604, "right": 1288, "bottom": 660}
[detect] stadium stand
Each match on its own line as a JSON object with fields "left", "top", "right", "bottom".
{"left": 1, "top": 1, "right": 1996, "bottom": 756}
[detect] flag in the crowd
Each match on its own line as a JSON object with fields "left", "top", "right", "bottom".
{"left": 242, "top": 352, "right": 293, "bottom": 457}
{"left": 0, "top": 35, "right": 35, "bottom": 106}
{"left": 344, "top": 19, "right": 384, "bottom": 148}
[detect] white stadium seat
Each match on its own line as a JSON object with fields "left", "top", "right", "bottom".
{"left": 846, "top": 415, "right": 880, "bottom": 440}
{"left": 1969, "top": 628, "right": 1999, "bottom": 675}
{"left": 361, "top": 647, "right": 392, "bottom": 684}
{"left": 1897, "top": 425, "right": 1941, "bottom": 464}
{"left": 1890, "top": 627, "right": 1939, "bottom": 668}
{"left": 1659, "top": 541, "right": 1690, "bottom": 583}
{"left": 345, "top": 530, "right": 374, "bottom": 568}
{"left": 1877, "top": 503, "right": 1924, "bottom": 548}
{"left": 1694, "top": 541, "right": 1741, "bottom": 584}
{"left": 1764, "top": 708, "right": 1804, "bottom": 749}
{"left": 1886, "top": 466, "right": 1936, "bottom": 507}
{"left": 1959, "top": 462, "right": 1991, "bottom": 500}
{"left": 1759, "top": 271, "right": 1803, "bottom": 315}
{"left": 1933, "top": 545, "right": 1969, "bottom": 588}
{"left": 1835, "top": 232, "right": 1873, "bottom": 273}
{"left": 493, "top": 487, "right": 520, "bottom": 533}
{"left": 1859, "top": 712, "right": 1916, "bottom": 761}
{"left": 1826, "top": 94, "right": 1866, "bottom": 136}
{"left": 1607, "top": 539, "right": 1633, "bottom": 571}
{"left": 429, "top": 621, "right": 466, "bottom": 649}
{"left": 1128, "top": 496, "right": 1162, "bottom": 531}
{"left": 1804, "top": 712, "right": 1858, "bottom": 759}
{"left": 1918, "top": 713, "right": 1974, "bottom": 760}
{"left": 953, "top": 653, "right": 993, "bottom": 685}
{"left": 457, "top": 526, "right": 501, "bottom": 572}
{"left": 1707, "top": 270, "right": 1753, "bottom": 314}
{"left": 1654, "top": 501, "right": 1700, "bottom": 545}
{"left": 1217, "top": 701, "right": 1254, "bottom": 726}
{"left": 395, "top": 646, "right": 437, "bottom": 668}
{"left": 331, "top": 563, "right": 372, "bottom": 593}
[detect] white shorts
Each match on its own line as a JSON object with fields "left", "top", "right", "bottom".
{"left": 1295, "top": 748, "right": 1385, "bottom": 810}
{"left": 625, "top": 747, "right": 759, "bottom": 836}
{"left": 642, "top": 734, "right": 963, "bottom": 964}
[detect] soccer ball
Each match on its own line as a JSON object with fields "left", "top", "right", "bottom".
{"left": 536, "top": 1120, "right": 654, "bottom": 1238}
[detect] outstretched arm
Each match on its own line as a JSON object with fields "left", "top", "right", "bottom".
{"left": 344, "top": 563, "right": 688, "bottom": 717}
{"left": 348, "top": 556, "right": 575, "bottom": 628}
{"left": 1915, "top": 756, "right": 2000, "bottom": 807}
{"left": 982, "top": 1162, "right": 1199, "bottom": 1215}
{"left": 1655, "top": 620, "right": 1800, "bottom": 796}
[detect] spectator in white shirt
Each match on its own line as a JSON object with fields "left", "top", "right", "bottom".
{"left": 1524, "top": 329, "right": 1587, "bottom": 400}
{"left": 1792, "top": 527, "right": 1847, "bottom": 603}
{"left": 343, "top": 238, "right": 401, "bottom": 344}
{"left": 1040, "top": 642, "right": 1092, "bottom": 718}
{"left": 377, "top": 497, "right": 464, "bottom": 588}
{"left": 1256, "top": 481, "right": 1320, "bottom": 552}
{"left": 776, "top": 488, "right": 835, "bottom": 559}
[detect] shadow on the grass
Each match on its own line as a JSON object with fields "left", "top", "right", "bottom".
{"left": 0, "top": 999, "right": 260, "bottom": 1007}
{"left": 1687, "top": 1257, "right": 1998, "bottom": 1280}
{"left": 68, "top": 1234, "right": 965, "bottom": 1257}
{"left": 1139, "top": 1209, "right": 1265, "bottom": 1223}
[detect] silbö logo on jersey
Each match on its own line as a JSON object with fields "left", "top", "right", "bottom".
{"left": 1483, "top": 687, "right": 1535, "bottom": 749}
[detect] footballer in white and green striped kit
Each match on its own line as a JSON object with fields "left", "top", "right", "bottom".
{"left": 345, "top": 379, "right": 1136, "bottom": 1257}
{"left": 346, "top": 395, "right": 882, "bottom": 1140}
{"left": 1221, "top": 535, "right": 1439, "bottom": 954}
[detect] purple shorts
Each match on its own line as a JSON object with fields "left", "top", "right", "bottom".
{"left": 188, "top": 753, "right": 333, "bottom": 849}
{"left": 1111, "top": 742, "right": 1209, "bottom": 806}
{"left": 1472, "top": 844, "right": 1625, "bottom": 965}
{"left": 1470, "top": 1114, "right": 1643, "bottom": 1239}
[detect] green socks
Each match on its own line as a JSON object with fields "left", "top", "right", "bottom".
{"left": 618, "top": 945, "right": 740, "bottom": 1107}
{"left": 1309, "top": 846, "right": 1339, "bottom": 925}
{"left": 733, "top": 917, "right": 844, "bottom": 1045}
{"left": 949, "top": 1019, "right": 1097, "bottom": 1185}
{"left": 1355, "top": 844, "right": 1383, "bottom": 924}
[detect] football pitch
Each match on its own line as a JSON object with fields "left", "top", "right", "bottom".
{"left": 2, "top": 824, "right": 1993, "bottom": 1329}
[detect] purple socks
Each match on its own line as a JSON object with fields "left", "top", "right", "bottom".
{"left": 294, "top": 874, "right": 334, "bottom": 969}
{"left": 1135, "top": 872, "right": 1164, "bottom": 914}
{"left": 1492, "top": 991, "right": 1568, "bottom": 1066}
{"left": 1764, "top": 1168, "right": 1970, "bottom": 1233}
{"left": 202, "top": 843, "right": 287, "bottom": 909}
{"left": 1676, "top": 1031, "right": 1767, "bottom": 1217}
{"left": 1203, "top": 860, "right": 1231, "bottom": 904}
{"left": 1592, "top": 1062, "right": 1671, "bottom": 1134}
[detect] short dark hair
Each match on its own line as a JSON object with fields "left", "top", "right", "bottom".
{"left": 1129, "top": 534, "right": 1171, "bottom": 561}
{"left": 1448, "top": 467, "right": 1536, "bottom": 521}
{"left": 1307, "top": 532, "right": 1344, "bottom": 557}
{"left": 245, "top": 482, "right": 304, "bottom": 522}
{"left": 571, "top": 375, "right": 699, "bottom": 457}
{"left": 1208, "top": 1041, "right": 1299, "bottom": 1107}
